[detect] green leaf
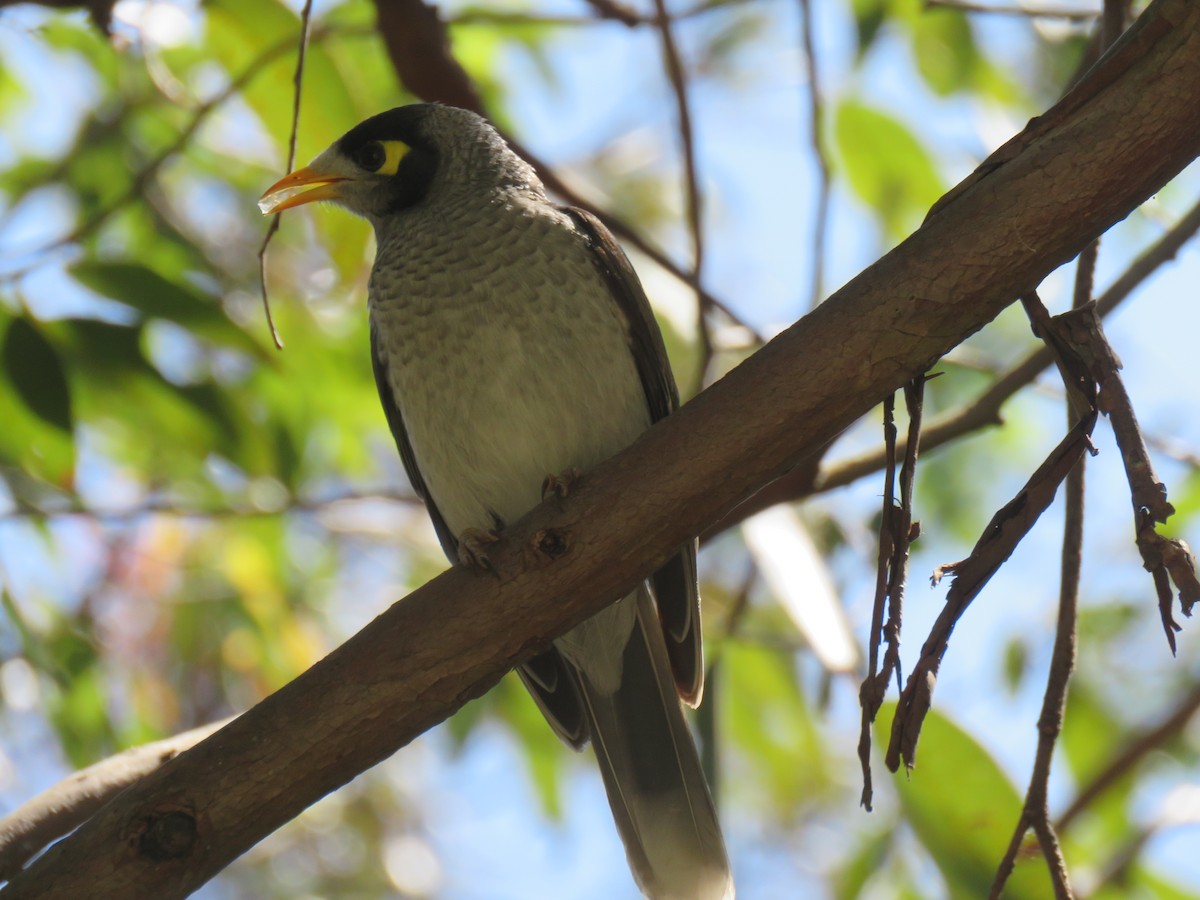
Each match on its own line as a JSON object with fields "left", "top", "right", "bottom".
{"left": 725, "top": 640, "right": 828, "bottom": 817}
{"left": 908, "top": 9, "right": 1020, "bottom": 103}
{"left": 850, "top": 0, "right": 890, "bottom": 57}
{"left": 911, "top": 9, "right": 978, "bottom": 97}
{"left": 1058, "top": 685, "right": 1132, "bottom": 847}
{"left": 1002, "top": 636, "right": 1028, "bottom": 693}
{"left": 832, "top": 826, "right": 895, "bottom": 900}
{"left": 70, "top": 260, "right": 264, "bottom": 357}
{"left": 490, "top": 674, "right": 566, "bottom": 819}
{"left": 833, "top": 99, "right": 946, "bottom": 239}
{"left": 2, "top": 316, "right": 73, "bottom": 432}
{"left": 1093, "top": 866, "right": 1199, "bottom": 900}
{"left": 881, "top": 703, "right": 1055, "bottom": 898}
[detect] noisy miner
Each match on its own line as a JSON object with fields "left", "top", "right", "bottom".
{"left": 260, "top": 104, "right": 732, "bottom": 900}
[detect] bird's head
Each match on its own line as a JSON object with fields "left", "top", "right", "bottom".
{"left": 259, "top": 104, "right": 534, "bottom": 224}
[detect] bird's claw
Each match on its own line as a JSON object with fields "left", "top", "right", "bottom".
{"left": 542, "top": 467, "right": 583, "bottom": 501}
{"left": 458, "top": 528, "right": 501, "bottom": 572}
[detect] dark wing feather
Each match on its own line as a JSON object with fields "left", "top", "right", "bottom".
{"left": 370, "top": 318, "right": 590, "bottom": 740}
{"left": 370, "top": 321, "right": 459, "bottom": 560}
{"left": 561, "top": 207, "right": 705, "bottom": 705}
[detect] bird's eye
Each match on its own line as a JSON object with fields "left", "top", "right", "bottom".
{"left": 355, "top": 142, "right": 387, "bottom": 172}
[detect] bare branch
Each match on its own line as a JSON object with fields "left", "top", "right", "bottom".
{"left": 989, "top": 279, "right": 1097, "bottom": 899}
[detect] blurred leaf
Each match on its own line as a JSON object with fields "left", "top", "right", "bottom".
{"left": 833, "top": 99, "right": 945, "bottom": 239}
{"left": 1002, "top": 636, "right": 1028, "bottom": 693}
{"left": 0, "top": 53, "right": 29, "bottom": 119}
{"left": 1093, "top": 866, "right": 1199, "bottom": 900}
{"left": 1061, "top": 685, "right": 1123, "bottom": 783}
{"left": 1, "top": 590, "right": 59, "bottom": 677}
{"left": 2, "top": 316, "right": 73, "bottom": 432}
{"left": 48, "top": 665, "right": 117, "bottom": 767}
{"left": 1059, "top": 685, "right": 1133, "bottom": 847}
{"left": 832, "top": 825, "right": 895, "bottom": 900}
{"left": 37, "top": 17, "right": 120, "bottom": 90}
{"left": 490, "top": 674, "right": 566, "bottom": 819}
{"left": 725, "top": 640, "right": 828, "bottom": 818}
{"left": 850, "top": 0, "right": 890, "bottom": 57}
{"left": 911, "top": 9, "right": 978, "bottom": 97}
{"left": 70, "top": 260, "right": 264, "bottom": 357}
{"left": 0, "top": 368, "right": 75, "bottom": 483}
{"left": 207, "top": 0, "right": 362, "bottom": 160}
{"left": 882, "top": 703, "right": 1055, "bottom": 898}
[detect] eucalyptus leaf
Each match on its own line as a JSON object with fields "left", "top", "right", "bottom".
{"left": 2, "top": 316, "right": 73, "bottom": 432}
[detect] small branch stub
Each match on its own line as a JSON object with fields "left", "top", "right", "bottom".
{"left": 134, "top": 808, "right": 198, "bottom": 862}
{"left": 532, "top": 528, "right": 570, "bottom": 561}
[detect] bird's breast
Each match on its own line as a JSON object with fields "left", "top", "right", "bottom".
{"left": 369, "top": 206, "right": 649, "bottom": 537}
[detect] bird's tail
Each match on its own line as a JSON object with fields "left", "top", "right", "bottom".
{"left": 575, "top": 587, "right": 733, "bottom": 900}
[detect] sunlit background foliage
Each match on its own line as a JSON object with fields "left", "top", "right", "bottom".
{"left": 1, "top": 0, "right": 1198, "bottom": 897}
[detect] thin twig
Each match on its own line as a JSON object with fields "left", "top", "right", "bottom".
{"left": 449, "top": 1, "right": 752, "bottom": 27}
{"left": 584, "top": 0, "right": 642, "bottom": 26}
{"left": 887, "top": 389, "right": 1098, "bottom": 770}
{"left": 797, "top": 0, "right": 830, "bottom": 310}
{"left": 858, "top": 394, "right": 898, "bottom": 811}
{"left": 699, "top": 563, "right": 756, "bottom": 796}
{"left": 1101, "top": 0, "right": 1127, "bottom": 45}
{"left": 925, "top": 0, "right": 1100, "bottom": 19}
{"left": 257, "top": 0, "right": 314, "bottom": 351}
{"left": 1049, "top": 303, "right": 1196, "bottom": 646}
{"left": 858, "top": 378, "right": 925, "bottom": 809}
{"left": 989, "top": 287, "right": 1093, "bottom": 900}
{"left": 817, "top": 197, "right": 1200, "bottom": 493}
{"left": 651, "top": 0, "right": 712, "bottom": 389}
{"left": 0, "top": 487, "right": 420, "bottom": 524}
{"left": 1056, "top": 680, "right": 1200, "bottom": 832}
{"left": 1073, "top": 240, "right": 1099, "bottom": 309}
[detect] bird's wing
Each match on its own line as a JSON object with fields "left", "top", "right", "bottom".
{"left": 371, "top": 318, "right": 590, "bottom": 745}
{"left": 561, "top": 207, "right": 705, "bottom": 705}
{"left": 370, "top": 320, "right": 460, "bottom": 560}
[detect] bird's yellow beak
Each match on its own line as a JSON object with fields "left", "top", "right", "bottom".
{"left": 258, "top": 166, "right": 348, "bottom": 215}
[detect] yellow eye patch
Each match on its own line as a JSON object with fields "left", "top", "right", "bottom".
{"left": 377, "top": 140, "right": 409, "bottom": 176}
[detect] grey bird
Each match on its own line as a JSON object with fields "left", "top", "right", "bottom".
{"left": 260, "top": 104, "right": 732, "bottom": 899}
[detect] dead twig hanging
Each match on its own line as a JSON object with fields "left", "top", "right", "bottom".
{"left": 1046, "top": 303, "right": 1199, "bottom": 649}
{"left": 888, "top": 294, "right": 1103, "bottom": 772}
{"left": 858, "top": 377, "right": 924, "bottom": 809}
{"left": 257, "top": 0, "right": 315, "bottom": 351}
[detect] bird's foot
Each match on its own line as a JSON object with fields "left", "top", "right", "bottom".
{"left": 458, "top": 528, "right": 501, "bottom": 572}
{"left": 542, "top": 467, "right": 583, "bottom": 501}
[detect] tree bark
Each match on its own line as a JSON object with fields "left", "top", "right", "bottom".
{"left": 3, "top": 0, "right": 1198, "bottom": 896}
